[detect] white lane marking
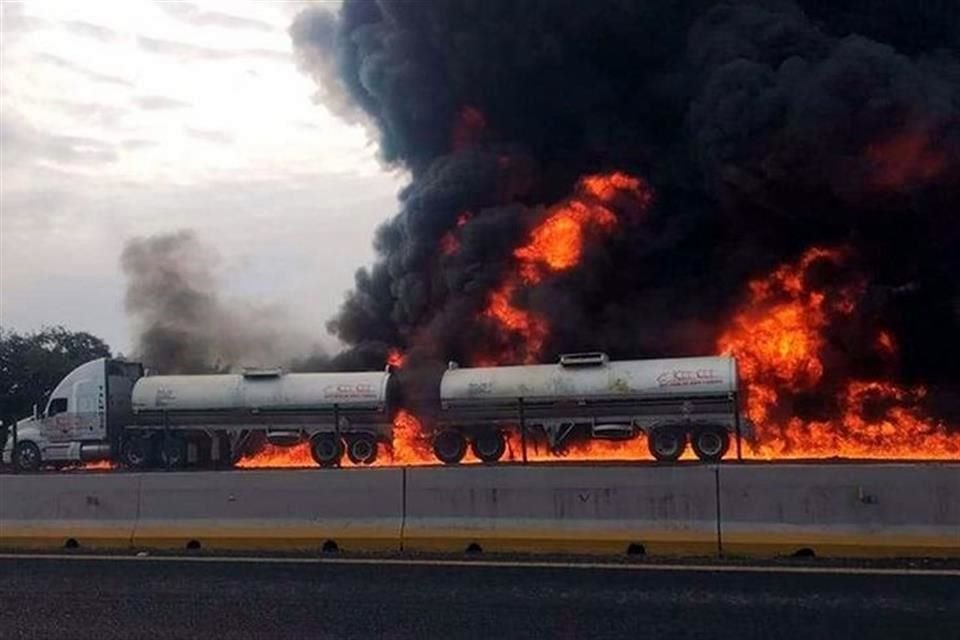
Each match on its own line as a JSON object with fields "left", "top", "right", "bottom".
{"left": 0, "top": 553, "right": 957, "bottom": 577}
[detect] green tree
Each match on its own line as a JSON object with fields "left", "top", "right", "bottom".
{"left": 0, "top": 326, "right": 111, "bottom": 448}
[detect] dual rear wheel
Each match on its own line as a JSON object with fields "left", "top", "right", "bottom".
{"left": 646, "top": 428, "right": 730, "bottom": 462}
{"left": 433, "top": 430, "right": 505, "bottom": 464}
{"left": 121, "top": 434, "right": 188, "bottom": 469}
{"left": 310, "top": 433, "right": 378, "bottom": 467}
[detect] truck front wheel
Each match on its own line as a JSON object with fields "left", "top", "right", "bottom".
{"left": 14, "top": 441, "right": 41, "bottom": 471}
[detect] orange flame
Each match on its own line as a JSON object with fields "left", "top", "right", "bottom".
{"left": 440, "top": 212, "right": 472, "bottom": 256}
{"left": 387, "top": 348, "right": 406, "bottom": 368}
{"left": 482, "top": 283, "right": 549, "bottom": 362}
{"left": 719, "top": 247, "right": 960, "bottom": 459}
{"left": 81, "top": 459, "right": 116, "bottom": 470}
{"left": 385, "top": 409, "right": 435, "bottom": 464}
{"left": 876, "top": 330, "right": 896, "bottom": 356}
{"left": 479, "top": 171, "right": 652, "bottom": 364}
{"left": 514, "top": 200, "right": 617, "bottom": 283}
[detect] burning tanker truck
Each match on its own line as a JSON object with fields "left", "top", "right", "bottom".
{"left": 2, "top": 352, "right": 745, "bottom": 470}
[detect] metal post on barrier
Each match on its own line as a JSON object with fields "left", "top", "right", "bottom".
{"left": 519, "top": 397, "right": 527, "bottom": 464}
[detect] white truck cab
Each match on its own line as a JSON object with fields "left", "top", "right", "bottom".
{"left": 2, "top": 358, "right": 142, "bottom": 470}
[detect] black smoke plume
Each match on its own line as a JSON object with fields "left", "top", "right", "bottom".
{"left": 291, "top": 1, "right": 959, "bottom": 420}
{"left": 122, "top": 230, "right": 326, "bottom": 373}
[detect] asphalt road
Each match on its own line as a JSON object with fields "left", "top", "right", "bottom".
{"left": 0, "top": 555, "right": 957, "bottom": 639}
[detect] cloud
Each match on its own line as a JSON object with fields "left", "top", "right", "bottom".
{"left": 0, "top": 111, "right": 118, "bottom": 168}
{"left": 47, "top": 99, "right": 129, "bottom": 127}
{"left": 62, "top": 20, "right": 117, "bottom": 41}
{"left": 134, "top": 95, "right": 191, "bottom": 110}
{"left": 33, "top": 52, "right": 133, "bottom": 87}
{"left": 137, "top": 35, "right": 290, "bottom": 63}
{"left": 121, "top": 138, "right": 156, "bottom": 151}
{"left": 186, "top": 127, "right": 234, "bottom": 144}
{"left": 0, "top": 3, "right": 46, "bottom": 35}
{"left": 157, "top": 2, "right": 275, "bottom": 33}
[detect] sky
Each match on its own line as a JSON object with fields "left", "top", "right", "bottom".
{"left": 0, "top": 0, "right": 404, "bottom": 354}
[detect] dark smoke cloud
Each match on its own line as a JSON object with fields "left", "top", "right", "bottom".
{"left": 121, "top": 230, "right": 326, "bottom": 373}
{"left": 291, "top": 0, "right": 959, "bottom": 394}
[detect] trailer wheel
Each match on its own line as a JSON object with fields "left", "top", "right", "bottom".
{"left": 160, "top": 435, "right": 188, "bottom": 468}
{"left": 14, "top": 441, "right": 41, "bottom": 471}
{"left": 310, "top": 434, "right": 344, "bottom": 467}
{"left": 470, "top": 431, "right": 505, "bottom": 463}
{"left": 347, "top": 434, "right": 378, "bottom": 465}
{"left": 122, "top": 436, "right": 154, "bottom": 469}
{"left": 647, "top": 428, "right": 686, "bottom": 462}
{"left": 691, "top": 429, "right": 729, "bottom": 462}
{"left": 433, "top": 430, "right": 467, "bottom": 464}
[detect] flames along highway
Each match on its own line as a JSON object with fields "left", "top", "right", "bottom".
{"left": 236, "top": 172, "right": 958, "bottom": 469}
{"left": 8, "top": 172, "right": 954, "bottom": 473}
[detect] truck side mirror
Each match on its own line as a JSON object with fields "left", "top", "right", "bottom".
{"left": 33, "top": 403, "right": 40, "bottom": 419}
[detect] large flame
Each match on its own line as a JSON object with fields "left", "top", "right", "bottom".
{"left": 719, "top": 247, "right": 960, "bottom": 459}
{"left": 481, "top": 283, "right": 549, "bottom": 363}
{"left": 477, "top": 171, "right": 652, "bottom": 364}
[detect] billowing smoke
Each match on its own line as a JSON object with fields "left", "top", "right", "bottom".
{"left": 290, "top": 0, "right": 958, "bottom": 401}
{"left": 122, "top": 230, "right": 327, "bottom": 373}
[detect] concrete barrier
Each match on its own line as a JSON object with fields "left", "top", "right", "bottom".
{"left": 717, "top": 464, "right": 960, "bottom": 557}
{"left": 3, "top": 464, "right": 958, "bottom": 557}
{"left": 0, "top": 474, "right": 140, "bottom": 549}
{"left": 403, "top": 464, "right": 720, "bottom": 555}
{"left": 133, "top": 468, "right": 403, "bottom": 552}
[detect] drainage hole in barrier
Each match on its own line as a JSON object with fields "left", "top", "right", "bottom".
{"left": 186, "top": 540, "right": 202, "bottom": 551}
{"left": 322, "top": 540, "right": 339, "bottom": 553}
{"left": 626, "top": 543, "right": 646, "bottom": 557}
{"left": 64, "top": 538, "right": 79, "bottom": 550}
{"left": 792, "top": 547, "right": 816, "bottom": 559}
{"left": 465, "top": 543, "right": 483, "bottom": 554}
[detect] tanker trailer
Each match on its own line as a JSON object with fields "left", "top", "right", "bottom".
{"left": 2, "top": 357, "right": 394, "bottom": 470}
{"left": 435, "top": 352, "right": 744, "bottom": 463}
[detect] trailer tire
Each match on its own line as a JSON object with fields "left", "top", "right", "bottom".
{"left": 691, "top": 429, "right": 729, "bottom": 462}
{"left": 346, "top": 434, "right": 378, "bottom": 465}
{"left": 160, "top": 435, "right": 188, "bottom": 468}
{"left": 470, "top": 431, "right": 505, "bottom": 463}
{"left": 647, "top": 428, "right": 686, "bottom": 462}
{"left": 122, "top": 436, "right": 154, "bottom": 469}
{"left": 310, "top": 434, "right": 344, "bottom": 467}
{"left": 433, "top": 430, "right": 467, "bottom": 464}
{"left": 14, "top": 441, "right": 41, "bottom": 471}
